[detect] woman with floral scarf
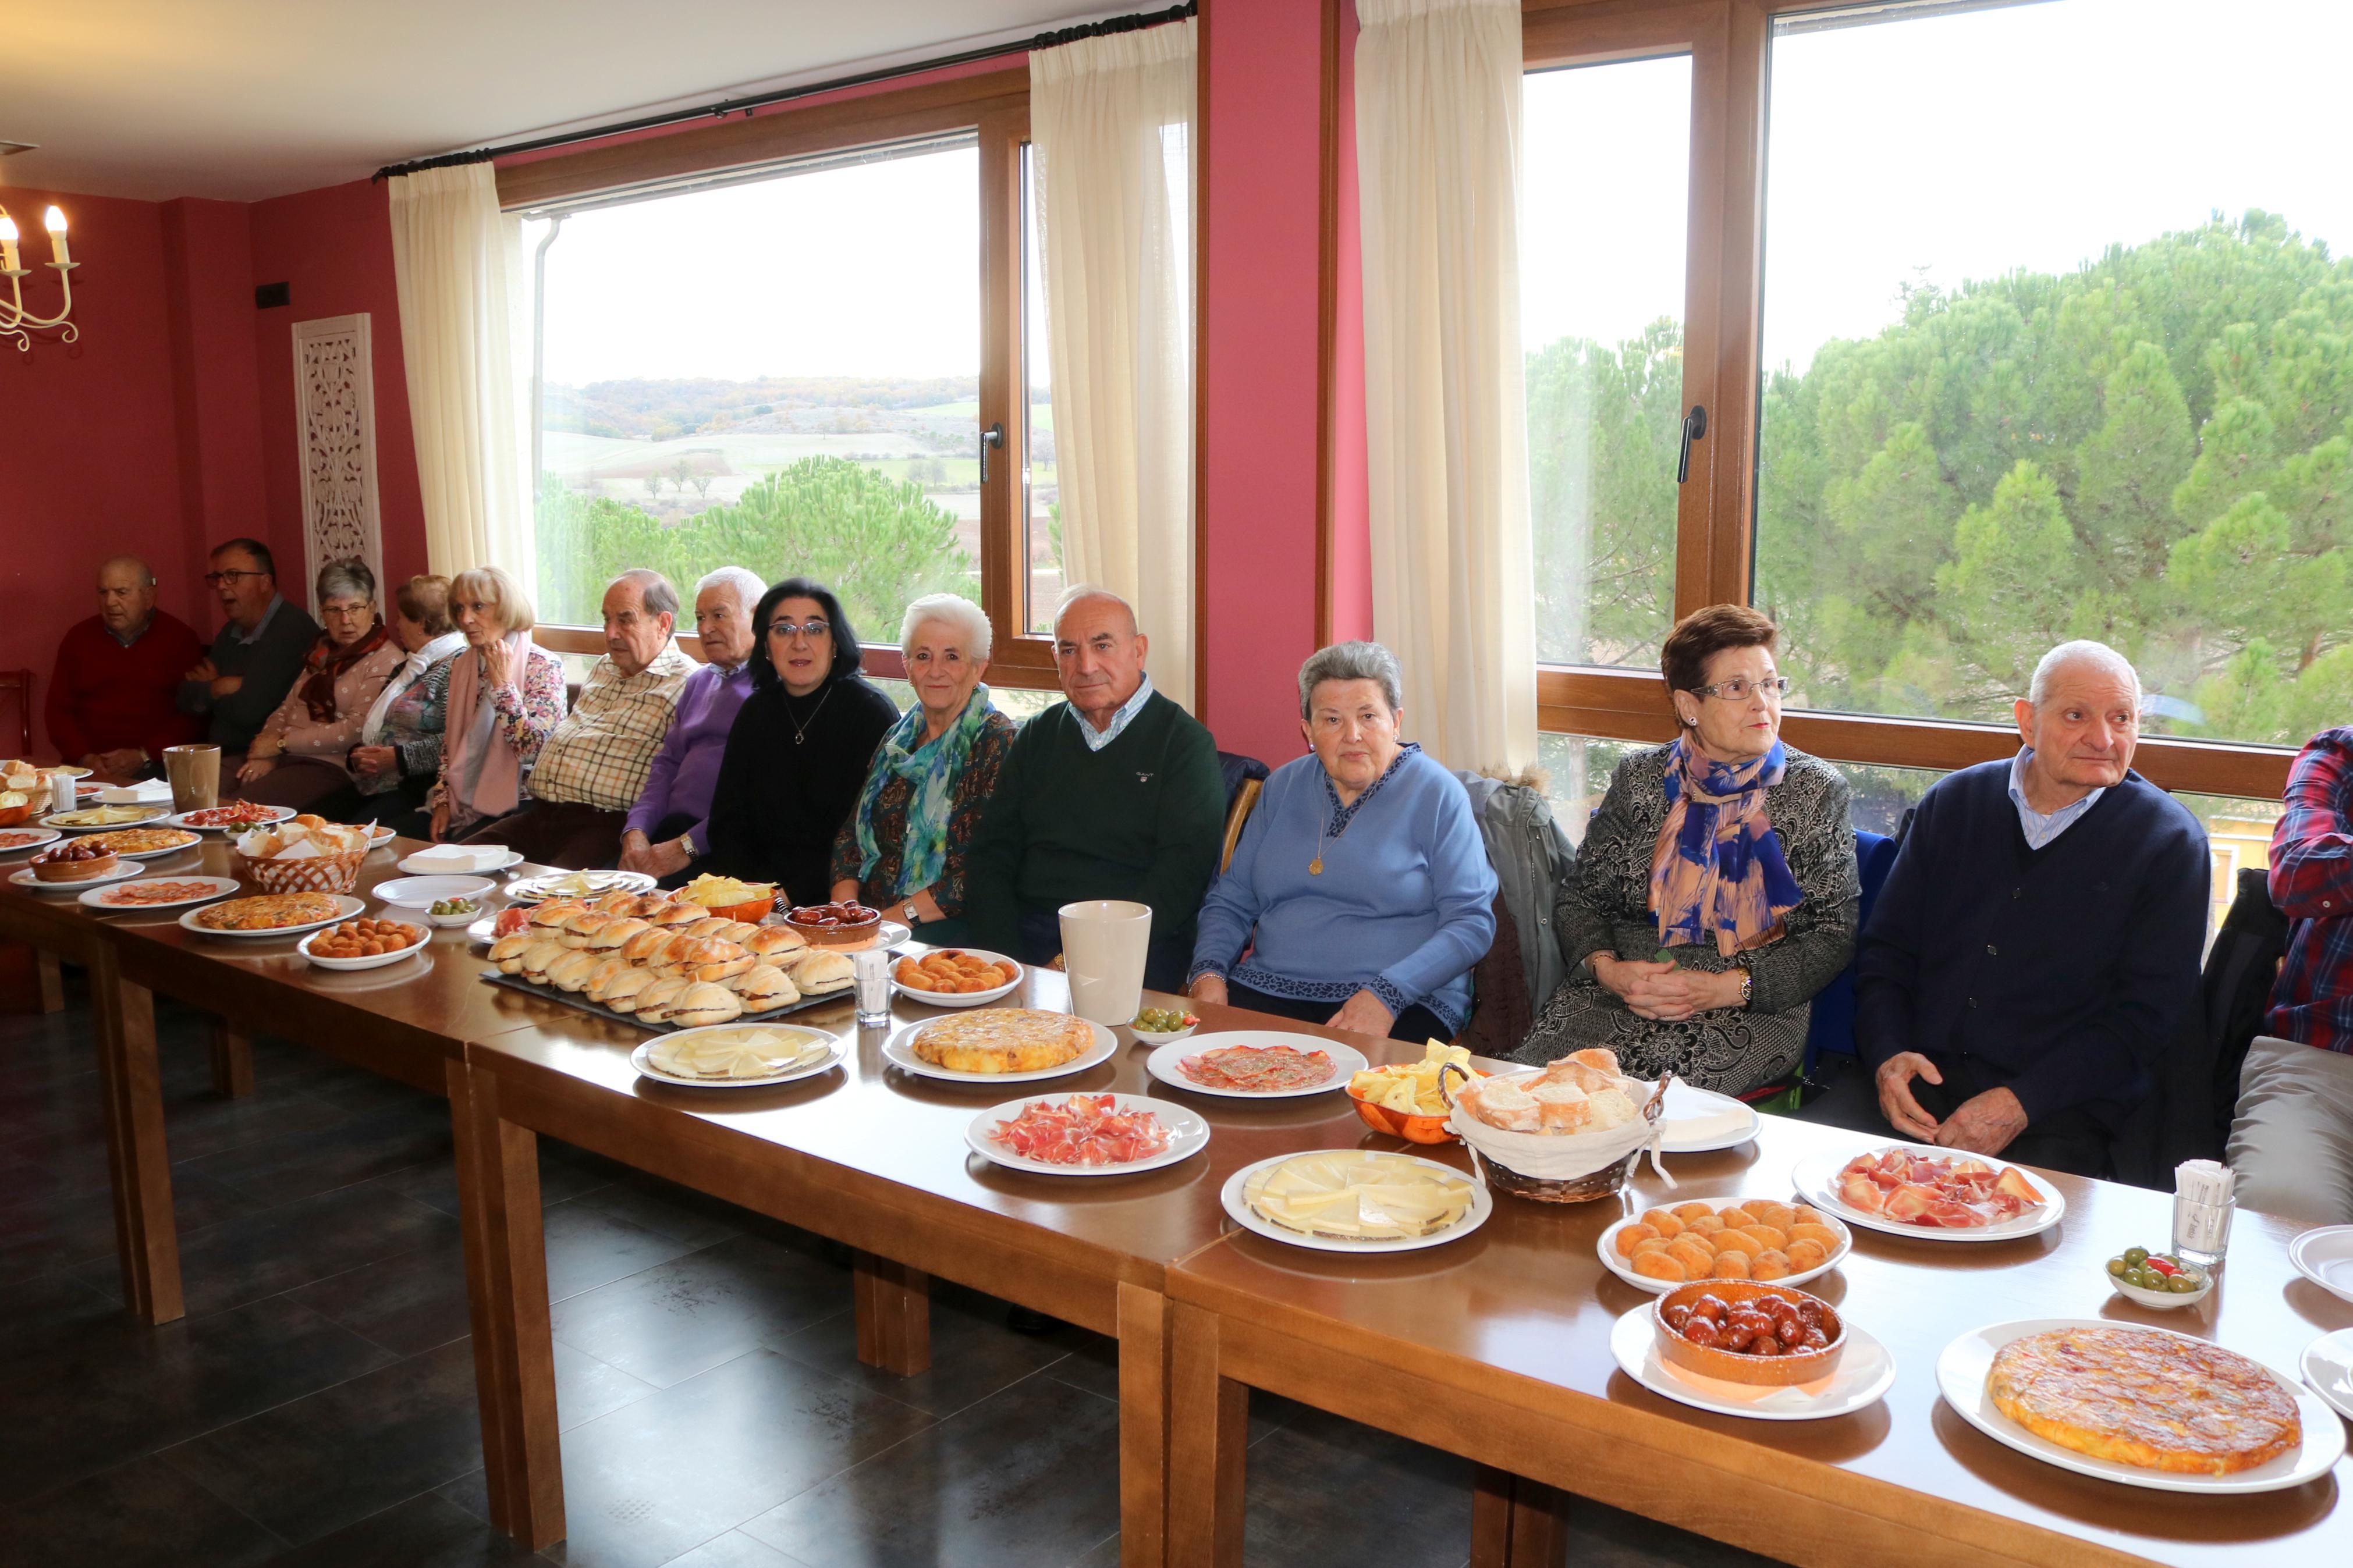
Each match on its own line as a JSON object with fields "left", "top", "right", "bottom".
{"left": 1516, "top": 606, "right": 1859, "bottom": 1094}
{"left": 830, "top": 593, "right": 1017, "bottom": 945}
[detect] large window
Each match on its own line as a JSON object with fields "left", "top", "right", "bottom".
{"left": 1519, "top": 0, "right": 2336, "bottom": 806}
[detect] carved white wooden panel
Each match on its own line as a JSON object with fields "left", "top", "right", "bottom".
{"left": 290, "top": 314, "right": 384, "bottom": 610}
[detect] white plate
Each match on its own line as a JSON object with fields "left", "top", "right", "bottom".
{"left": 881, "top": 1014, "right": 1120, "bottom": 1085}
{"left": 1143, "top": 1031, "right": 1369, "bottom": 1099}
{"left": 1596, "top": 1210, "right": 1853, "bottom": 1295}
{"left": 79, "top": 874, "right": 242, "bottom": 912}
{"left": 297, "top": 921, "right": 433, "bottom": 969}
{"left": 43, "top": 765, "right": 91, "bottom": 779}
{"left": 629, "top": 1023, "right": 843, "bottom": 1089}
{"left": 965, "top": 1091, "right": 1211, "bottom": 1177}
{"left": 1658, "top": 1081, "right": 1761, "bottom": 1153}
{"left": 2302, "top": 1328, "right": 2353, "bottom": 1425}
{"left": 165, "top": 804, "right": 294, "bottom": 832}
{"left": 180, "top": 894, "right": 366, "bottom": 939}
{"left": 84, "top": 830, "right": 203, "bottom": 860}
{"left": 373, "top": 874, "right": 496, "bottom": 909}
{"left": 2288, "top": 1224, "right": 2353, "bottom": 1304}
{"left": 502, "top": 869, "right": 653, "bottom": 903}
{"left": 0, "top": 827, "right": 62, "bottom": 856}
{"left": 1791, "top": 1141, "right": 2066, "bottom": 1243}
{"left": 398, "top": 849, "right": 524, "bottom": 877}
{"left": 890, "top": 948, "right": 1024, "bottom": 1008}
{"left": 1611, "top": 1304, "right": 1896, "bottom": 1421}
{"left": 9, "top": 862, "right": 141, "bottom": 894}
{"left": 1937, "top": 1318, "right": 2345, "bottom": 1493}
{"left": 1219, "top": 1149, "right": 1490, "bottom": 1253}
{"left": 40, "top": 806, "right": 166, "bottom": 831}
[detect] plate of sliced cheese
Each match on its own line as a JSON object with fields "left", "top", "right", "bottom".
{"left": 1220, "top": 1149, "right": 1489, "bottom": 1253}
{"left": 630, "top": 1023, "right": 842, "bottom": 1088}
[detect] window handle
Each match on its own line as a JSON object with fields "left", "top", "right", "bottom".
{"left": 979, "top": 421, "right": 1005, "bottom": 483}
{"left": 1677, "top": 404, "right": 1708, "bottom": 484}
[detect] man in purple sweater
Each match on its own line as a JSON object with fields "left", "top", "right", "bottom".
{"left": 620, "top": 567, "right": 763, "bottom": 880}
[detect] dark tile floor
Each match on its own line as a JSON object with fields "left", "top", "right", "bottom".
{"left": 0, "top": 979, "right": 1784, "bottom": 1567}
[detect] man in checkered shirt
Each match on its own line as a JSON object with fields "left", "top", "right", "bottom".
{"left": 2229, "top": 725, "right": 2353, "bottom": 1223}
{"left": 461, "top": 569, "right": 694, "bottom": 869}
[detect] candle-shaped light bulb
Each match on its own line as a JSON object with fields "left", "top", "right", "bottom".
{"left": 0, "top": 211, "right": 19, "bottom": 273}
{"left": 42, "top": 206, "right": 68, "bottom": 268}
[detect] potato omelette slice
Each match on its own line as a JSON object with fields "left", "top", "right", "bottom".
{"left": 1985, "top": 1327, "right": 2301, "bottom": 1475}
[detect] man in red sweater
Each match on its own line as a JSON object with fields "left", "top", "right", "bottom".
{"left": 44, "top": 556, "right": 205, "bottom": 779}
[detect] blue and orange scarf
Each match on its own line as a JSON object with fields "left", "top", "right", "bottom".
{"left": 1649, "top": 737, "right": 1802, "bottom": 955}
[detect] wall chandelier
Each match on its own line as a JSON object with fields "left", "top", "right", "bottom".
{"left": 0, "top": 204, "right": 76, "bottom": 350}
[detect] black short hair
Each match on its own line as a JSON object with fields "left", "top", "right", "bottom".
{"left": 212, "top": 536, "right": 276, "bottom": 579}
{"left": 750, "top": 577, "right": 863, "bottom": 694}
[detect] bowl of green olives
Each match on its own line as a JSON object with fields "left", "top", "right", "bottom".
{"left": 424, "top": 895, "right": 482, "bottom": 928}
{"left": 1130, "top": 1006, "right": 1199, "bottom": 1045}
{"left": 2105, "top": 1245, "right": 2211, "bottom": 1309}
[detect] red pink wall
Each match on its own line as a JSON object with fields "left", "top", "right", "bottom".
{"left": 0, "top": 0, "right": 1361, "bottom": 765}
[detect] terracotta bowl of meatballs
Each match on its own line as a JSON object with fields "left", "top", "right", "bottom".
{"left": 1651, "top": 1279, "right": 1844, "bottom": 1387}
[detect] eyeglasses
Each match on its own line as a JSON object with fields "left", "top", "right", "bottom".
{"left": 203, "top": 569, "right": 268, "bottom": 587}
{"left": 767, "top": 618, "right": 831, "bottom": 639}
{"left": 1691, "top": 675, "right": 1791, "bottom": 702}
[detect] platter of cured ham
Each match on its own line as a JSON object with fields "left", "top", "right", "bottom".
{"left": 1791, "top": 1143, "right": 2064, "bottom": 1242}
{"left": 965, "top": 1092, "right": 1211, "bottom": 1178}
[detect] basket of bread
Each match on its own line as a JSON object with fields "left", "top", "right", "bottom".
{"left": 1441, "top": 1047, "right": 1671, "bottom": 1203}
{"left": 234, "top": 815, "right": 372, "bottom": 895}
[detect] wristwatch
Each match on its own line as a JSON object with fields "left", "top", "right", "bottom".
{"left": 1735, "top": 968, "right": 1754, "bottom": 1007}
{"left": 902, "top": 899, "right": 920, "bottom": 925}
{"left": 678, "top": 830, "right": 697, "bottom": 859}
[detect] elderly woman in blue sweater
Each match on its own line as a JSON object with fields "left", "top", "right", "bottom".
{"left": 1187, "top": 642, "right": 1497, "bottom": 1041}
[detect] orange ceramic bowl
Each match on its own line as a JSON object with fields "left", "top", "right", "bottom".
{"left": 0, "top": 798, "right": 33, "bottom": 828}
{"left": 1348, "top": 1071, "right": 1484, "bottom": 1145}
{"left": 1651, "top": 1280, "right": 1845, "bottom": 1387}
{"left": 710, "top": 894, "right": 776, "bottom": 925}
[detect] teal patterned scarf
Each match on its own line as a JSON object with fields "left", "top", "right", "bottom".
{"left": 855, "top": 684, "right": 993, "bottom": 896}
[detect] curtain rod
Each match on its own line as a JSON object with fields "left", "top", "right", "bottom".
{"left": 372, "top": 2, "right": 1195, "bottom": 183}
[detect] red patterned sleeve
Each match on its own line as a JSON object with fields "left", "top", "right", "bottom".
{"left": 2269, "top": 730, "right": 2353, "bottom": 920}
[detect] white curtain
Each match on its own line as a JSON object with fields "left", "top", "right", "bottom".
{"left": 1031, "top": 18, "right": 1198, "bottom": 711}
{"left": 387, "top": 163, "right": 535, "bottom": 600}
{"left": 1357, "top": 0, "right": 1536, "bottom": 774}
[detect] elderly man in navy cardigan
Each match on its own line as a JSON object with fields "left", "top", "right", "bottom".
{"left": 1817, "top": 641, "right": 2207, "bottom": 1178}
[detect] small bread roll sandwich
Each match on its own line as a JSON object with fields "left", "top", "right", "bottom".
{"left": 634, "top": 975, "right": 691, "bottom": 1023}
{"left": 788, "top": 948, "right": 854, "bottom": 995}
{"left": 620, "top": 926, "right": 675, "bottom": 965}
{"left": 745, "top": 925, "right": 807, "bottom": 960}
{"left": 588, "top": 917, "right": 650, "bottom": 955}
{"left": 489, "top": 932, "right": 537, "bottom": 974}
{"left": 559, "top": 909, "right": 617, "bottom": 949}
{"left": 677, "top": 916, "right": 734, "bottom": 941}
{"left": 626, "top": 893, "right": 675, "bottom": 920}
{"left": 590, "top": 890, "right": 641, "bottom": 914}
{"left": 528, "top": 899, "right": 587, "bottom": 931}
{"left": 708, "top": 920, "right": 763, "bottom": 947}
{"left": 519, "top": 939, "right": 567, "bottom": 986}
{"left": 668, "top": 982, "right": 744, "bottom": 1029}
{"left": 585, "top": 955, "right": 633, "bottom": 1001}
{"left": 648, "top": 901, "right": 706, "bottom": 928}
{"left": 548, "top": 950, "right": 604, "bottom": 993}
{"left": 600, "top": 967, "right": 656, "bottom": 1012}
{"left": 678, "top": 938, "right": 752, "bottom": 983}
{"left": 726, "top": 964, "right": 798, "bottom": 1008}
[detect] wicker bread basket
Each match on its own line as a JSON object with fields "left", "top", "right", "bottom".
{"left": 236, "top": 847, "right": 365, "bottom": 895}
{"left": 1441, "top": 1065, "right": 1673, "bottom": 1203}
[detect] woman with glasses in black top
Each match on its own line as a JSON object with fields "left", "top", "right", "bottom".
{"left": 700, "top": 578, "right": 901, "bottom": 906}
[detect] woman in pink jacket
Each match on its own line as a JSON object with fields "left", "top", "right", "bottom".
{"left": 233, "top": 558, "right": 404, "bottom": 811}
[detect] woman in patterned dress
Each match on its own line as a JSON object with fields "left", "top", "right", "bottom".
{"left": 426, "top": 566, "right": 567, "bottom": 841}
{"left": 1516, "top": 606, "right": 1858, "bottom": 1094}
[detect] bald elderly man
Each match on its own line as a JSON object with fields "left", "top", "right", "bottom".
{"left": 44, "top": 555, "right": 205, "bottom": 779}
{"left": 1802, "top": 641, "right": 2208, "bottom": 1178}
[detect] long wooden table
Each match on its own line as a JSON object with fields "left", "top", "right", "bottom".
{"left": 457, "top": 972, "right": 1414, "bottom": 1561}
{"left": 1163, "top": 1115, "right": 2353, "bottom": 1568}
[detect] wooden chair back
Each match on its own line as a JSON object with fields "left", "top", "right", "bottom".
{"left": 1219, "top": 777, "right": 1262, "bottom": 875}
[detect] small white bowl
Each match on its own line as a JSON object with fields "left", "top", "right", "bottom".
{"left": 2290, "top": 1224, "right": 2353, "bottom": 1304}
{"left": 1131, "top": 1023, "right": 1198, "bottom": 1046}
{"left": 424, "top": 904, "right": 483, "bottom": 927}
{"left": 2107, "top": 1264, "right": 2212, "bottom": 1310}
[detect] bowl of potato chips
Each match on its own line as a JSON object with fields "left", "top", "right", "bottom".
{"left": 1347, "top": 1041, "right": 1482, "bottom": 1144}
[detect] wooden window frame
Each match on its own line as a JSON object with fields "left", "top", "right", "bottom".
{"left": 496, "top": 67, "right": 1062, "bottom": 692}
{"left": 1518, "top": 0, "right": 2294, "bottom": 802}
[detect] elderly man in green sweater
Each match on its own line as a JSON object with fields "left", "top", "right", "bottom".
{"left": 965, "top": 586, "right": 1227, "bottom": 993}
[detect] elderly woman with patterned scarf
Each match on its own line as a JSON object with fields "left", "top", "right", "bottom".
{"left": 1516, "top": 605, "right": 1859, "bottom": 1094}
{"left": 829, "top": 592, "right": 1017, "bottom": 944}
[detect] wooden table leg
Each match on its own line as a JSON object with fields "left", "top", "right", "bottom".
{"left": 851, "top": 1252, "right": 931, "bottom": 1375}
{"left": 207, "top": 1015, "right": 254, "bottom": 1097}
{"left": 451, "top": 1061, "right": 564, "bottom": 1549}
{"left": 1471, "top": 1466, "right": 1570, "bottom": 1568}
{"left": 36, "top": 948, "right": 64, "bottom": 1012}
{"left": 1167, "top": 1301, "right": 1245, "bottom": 1568}
{"left": 1117, "top": 1283, "right": 1170, "bottom": 1568}
{"left": 90, "top": 959, "right": 183, "bottom": 1322}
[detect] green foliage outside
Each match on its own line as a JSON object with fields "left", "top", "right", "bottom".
{"left": 535, "top": 456, "right": 978, "bottom": 637}
{"left": 1529, "top": 211, "right": 2353, "bottom": 748}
